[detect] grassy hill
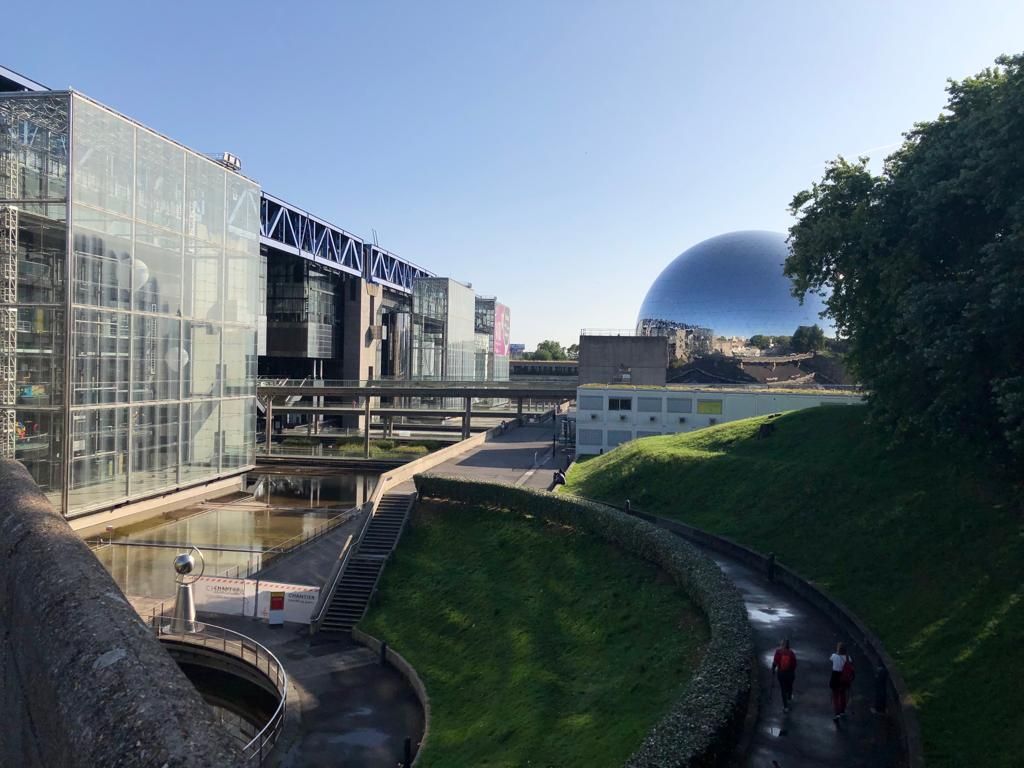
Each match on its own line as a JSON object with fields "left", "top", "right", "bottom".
{"left": 361, "top": 499, "right": 709, "bottom": 767}
{"left": 565, "top": 405, "right": 1023, "bottom": 768}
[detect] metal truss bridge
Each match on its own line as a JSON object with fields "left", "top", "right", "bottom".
{"left": 260, "top": 192, "right": 433, "bottom": 293}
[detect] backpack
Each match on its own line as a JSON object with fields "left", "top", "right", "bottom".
{"left": 840, "top": 657, "right": 855, "bottom": 686}
{"left": 778, "top": 650, "right": 796, "bottom": 672}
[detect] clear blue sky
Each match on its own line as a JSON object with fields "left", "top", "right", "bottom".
{"left": 6, "top": 1, "right": 1022, "bottom": 348}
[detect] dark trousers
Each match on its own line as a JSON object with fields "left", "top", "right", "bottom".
{"left": 777, "top": 670, "right": 795, "bottom": 707}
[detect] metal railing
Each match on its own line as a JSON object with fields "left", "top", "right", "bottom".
{"left": 257, "top": 505, "right": 360, "bottom": 572}
{"left": 308, "top": 500, "right": 374, "bottom": 632}
{"left": 152, "top": 619, "right": 288, "bottom": 765}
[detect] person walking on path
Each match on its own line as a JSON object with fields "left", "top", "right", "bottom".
{"left": 771, "top": 638, "right": 797, "bottom": 712}
{"left": 829, "top": 642, "right": 854, "bottom": 721}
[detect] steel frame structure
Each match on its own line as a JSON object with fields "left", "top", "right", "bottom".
{"left": 260, "top": 192, "right": 432, "bottom": 293}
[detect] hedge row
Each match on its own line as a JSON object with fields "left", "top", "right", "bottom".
{"left": 414, "top": 474, "right": 753, "bottom": 768}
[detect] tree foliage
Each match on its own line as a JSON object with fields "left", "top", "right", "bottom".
{"left": 786, "top": 54, "right": 1024, "bottom": 465}
{"left": 791, "top": 324, "right": 826, "bottom": 353}
{"left": 748, "top": 335, "right": 772, "bottom": 350}
{"left": 525, "top": 339, "right": 568, "bottom": 360}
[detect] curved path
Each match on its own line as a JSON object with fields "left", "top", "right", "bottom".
{"left": 202, "top": 613, "right": 423, "bottom": 768}
{"left": 428, "top": 424, "right": 903, "bottom": 766}
{"left": 698, "top": 549, "right": 900, "bottom": 767}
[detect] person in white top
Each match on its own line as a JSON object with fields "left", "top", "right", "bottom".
{"left": 829, "top": 641, "right": 854, "bottom": 721}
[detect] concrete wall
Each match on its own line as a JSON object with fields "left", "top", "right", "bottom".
{"left": 575, "top": 385, "right": 863, "bottom": 455}
{"left": 578, "top": 335, "right": 668, "bottom": 386}
{"left": 0, "top": 460, "right": 241, "bottom": 768}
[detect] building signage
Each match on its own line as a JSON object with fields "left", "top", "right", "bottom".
{"left": 268, "top": 591, "right": 286, "bottom": 626}
{"left": 494, "top": 303, "right": 510, "bottom": 356}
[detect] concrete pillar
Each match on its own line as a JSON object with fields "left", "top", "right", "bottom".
{"left": 462, "top": 396, "right": 471, "bottom": 439}
{"left": 517, "top": 397, "right": 523, "bottom": 423}
{"left": 265, "top": 397, "right": 273, "bottom": 457}
{"left": 364, "top": 396, "right": 372, "bottom": 458}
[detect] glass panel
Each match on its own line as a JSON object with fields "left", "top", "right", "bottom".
{"left": 134, "top": 223, "right": 182, "bottom": 315}
{"left": 222, "top": 325, "right": 255, "bottom": 397}
{"left": 697, "top": 399, "right": 723, "bottom": 415}
{"left": 181, "top": 400, "right": 219, "bottom": 482}
{"left": 220, "top": 398, "right": 254, "bottom": 470}
{"left": 578, "top": 395, "right": 603, "bottom": 410}
{"left": 69, "top": 406, "right": 129, "bottom": 511}
{"left": 16, "top": 307, "right": 65, "bottom": 406}
{"left": 185, "top": 153, "right": 224, "bottom": 245}
{"left": 224, "top": 249, "right": 258, "bottom": 324}
{"left": 184, "top": 320, "right": 221, "bottom": 398}
{"left": 225, "top": 173, "right": 259, "bottom": 254}
{"left": 607, "top": 430, "right": 632, "bottom": 446}
{"left": 72, "top": 97, "right": 134, "bottom": 218}
{"left": 72, "top": 205, "right": 132, "bottom": 309}
{"left": 638, "top": 397, "right": 663, "bottom": 412}
{"left": 667, "top": 398, "right": 693, "bottom": 413}
{"left": 132, "top": 316, "right": 181, "bottom": 401}
{"left": 578, "top": 428, "right": 603, "bottom": 445}
{"left": 135, "top": 129, "right": 184, "bottom": 232}
{"left": 1, "top": 94, "right": 69, "bottom": 503}
{"left": 72, "top": 308, "right": 130, "bottom": 405}
{"left": 131, "top": 403, "right": 179, "bottom": 493}
{"left": 0, "top": 93, "right": 69, "bottom": 202}
{"left": 184, "top": 239, "right": 222, "bottom": 321}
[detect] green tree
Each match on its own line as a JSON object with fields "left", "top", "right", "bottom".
{"left": 791, "top": 324, "right": 826, "bottom": 353}
{"left": 786, "top": 53, "right": 1024, "bottom": 465}
{"left": 567, "top": 343, "right": 580, "bottom": 360}
{"left": 532, "top": 340, "right": 568, "bottom": 360}
{"left": 748, "top": 335, "right": 772, "bottom": 350}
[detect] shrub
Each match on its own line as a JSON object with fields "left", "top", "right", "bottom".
{"left": 414, "top": 474, "right": 753, "bottom": 767}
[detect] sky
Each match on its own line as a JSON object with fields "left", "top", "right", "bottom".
{"left": 5, "top": 1, "right": 1022, "bottom": 348}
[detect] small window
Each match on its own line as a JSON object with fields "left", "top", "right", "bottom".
{"left": 697, "top": 399, "right": 723, "bottom": 415}
{"left": 578, "top": 395, "right": 603, "bottom": 410}
{"left": 607, "top": 429, "right": 632, "bottom": 446}
{"left": 578, "top": 429, "right": 603, "bottom": 445}
{"left": 637, "top": 397, "right": 662, "bottom": 412}
{"left": 667, "top": 398, "right": 693, "bottom": 413}
{"left": 608, "top": 397, "right": 632, "bottom": 411}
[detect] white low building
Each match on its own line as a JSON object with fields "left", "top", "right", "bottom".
{"left": 574, "top": 385, "right": 862, "bottom": 455}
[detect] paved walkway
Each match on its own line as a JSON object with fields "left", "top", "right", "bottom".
{"left": 709, "top": 554, "right": 898, "bottom": 767}
{"left": 409, "top": 421, "right": 569, "bottom": 491}
{"left": 204, "top": 613, "right": 424, "bottom": 768}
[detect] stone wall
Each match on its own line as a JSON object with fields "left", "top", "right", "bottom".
{"left": 0, "top": 460, "right": 241, "bottom": 768}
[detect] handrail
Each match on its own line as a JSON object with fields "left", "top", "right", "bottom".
{"left": 307, "top": 532, "right": 354, "bottom": 630}
{"left": 154, "top": 620, "right": 288, "bottom": 765}
{"left": 260, "top": 505, "right": 360, "bottom": 559}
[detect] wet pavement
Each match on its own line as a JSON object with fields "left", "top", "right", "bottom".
{"left": 699, "top": 554, "right": 898, "bottom": 767}
{"left": 204, "top": 613, "right": 424, "bottom": 768}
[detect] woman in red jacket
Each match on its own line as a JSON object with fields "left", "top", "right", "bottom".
{"left": 771, "top": 638, "right": 797, "bottom": 712}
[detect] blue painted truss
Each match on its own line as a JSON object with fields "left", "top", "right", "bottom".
{"left": 260, "top": 192, "right": 433, "bottom": 292}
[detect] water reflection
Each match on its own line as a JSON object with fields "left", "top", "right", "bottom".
{"left": 93, "top": 472, "right": 377, "bottom": 600}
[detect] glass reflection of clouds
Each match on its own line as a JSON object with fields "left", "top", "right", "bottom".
{"left": 637, "top": 230, "right": 833, "bottom": 339}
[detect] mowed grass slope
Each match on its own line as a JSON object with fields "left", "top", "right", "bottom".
{"left": 565, "top": 405, "right": 1024, "bottom": 768}
{"left": 360, "top": 499, "right": 709, "bottom": 768}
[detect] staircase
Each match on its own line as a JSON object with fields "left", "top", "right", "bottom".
{"left": 318, "top": 493, "right": 415, "bottom": 633}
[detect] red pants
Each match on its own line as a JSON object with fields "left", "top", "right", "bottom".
{"left": 831, "top": 686, "right": 848, "bottom": 715}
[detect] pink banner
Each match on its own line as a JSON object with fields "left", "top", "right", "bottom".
{"left": 494, "top": 303, "right": 510, "bottom": 355}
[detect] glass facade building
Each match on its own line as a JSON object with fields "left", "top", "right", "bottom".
{"left": 410, "top": 278, "right": 477, "bottom": 381}
{"left": 0, "top": 91, "right": 259, "bottom": 517}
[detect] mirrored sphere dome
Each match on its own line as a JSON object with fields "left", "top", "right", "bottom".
{"left": 637, "top": 230, "right": 832, "bottom": 339}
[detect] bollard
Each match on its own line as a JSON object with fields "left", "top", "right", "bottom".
{"left": 380, "top": 641, "right": 388, "bottom": 666}
{"left": 874, "top": 666, "right": 889, "bottom": 713}
{"left": 766, "top": 552, "right": 776, "bottom": 582}
{"left": 624, "top": 499, "right": 631, "bottom": 515}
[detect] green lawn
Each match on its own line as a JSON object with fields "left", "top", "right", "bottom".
{"left": 565, "top": 406, "right": 1024, "bottom": 768}
{"left": 360, "top": 499, "right": 709, "bottom": 767}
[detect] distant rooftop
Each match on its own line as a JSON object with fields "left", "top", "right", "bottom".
{"left": 579, "top": 382, "right": 863, "bottom": 397}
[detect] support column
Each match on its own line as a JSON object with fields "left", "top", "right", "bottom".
{"left": 462, "top": 396, "right": 471, "bottom": 439}
{"left": 517, "top": 397, "right": 523, "bottom": 424}
{"left": 364, "top": 396, "right": 371, "bottom": 458}
{"left": 265, "top": 397, "right": 273, "bottom": 457}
